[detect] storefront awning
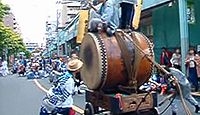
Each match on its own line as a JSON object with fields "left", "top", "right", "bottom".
{"left": 58, "top": 14, "right": 80, "bottom": 45}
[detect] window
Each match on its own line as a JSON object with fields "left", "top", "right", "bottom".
{"left": 187, "top": 1, "right": 195, "bottom": 24}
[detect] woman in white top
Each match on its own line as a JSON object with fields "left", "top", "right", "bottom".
{"left": 185, "top": 48, "right": 199, "bottom": 92}
{"left": 170, "top": 48, "right": 181, "bottom": 70}
{"left": 195, "top": 51, "right": 200, "bottom": 79}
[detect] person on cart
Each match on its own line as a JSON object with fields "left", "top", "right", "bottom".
{"left": 88, "top": 0, "right": 120, "bottom": 36}
{"left": 39, "top": 58, "right": 83, "bottom": 115}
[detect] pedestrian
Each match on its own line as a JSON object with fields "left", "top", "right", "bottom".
{"left": 119, "top": 0, "right": 137, "bottom": 29}
{"left": 0, "top": 57, "right": 9, "bottom": 76}
{"left": 17, "top": 55, "right": 26, "bottom": 76}
{"left": 0, "top": 57, "right": 3, "bottom": 76}
{"left": 1, "top": 58, "right": 9, "bottom": 76}
{"left": 165, "top": 66, "right": 200, "bottom": 115}
{"left": 88, "top": 0, "right": 120, "bottom": 36}
{"left": 12, "top": 58, "right": 18, "bottom": 74}
{"left": 40, "top": 58, "right": 83, "bottom": 115}
{"left": 196, "top": 51, "right": 200, "bottom": 80}
{"left": 170, "top": 48, "right": 181, "bottom": 70}
{"left": 185, "top": 48, "right": 199, "bottom": 92}
{"left": 160, "top": 47, "right": 172, "bottom": 67}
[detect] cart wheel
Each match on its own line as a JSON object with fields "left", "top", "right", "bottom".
{"left": 84, "top": 102, "right": 94, "bottom": 115}
{"left": 149, "top": 108, "right": 159, "bottom": 115}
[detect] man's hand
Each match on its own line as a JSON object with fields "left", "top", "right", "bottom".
{"left": 87, "top": 1, "right": 98, "bottom": 11}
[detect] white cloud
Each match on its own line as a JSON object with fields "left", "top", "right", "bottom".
{"left": 2, "top": 0, "right": 57, "bottom": 44}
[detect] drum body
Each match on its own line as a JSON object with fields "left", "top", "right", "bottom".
{"left": 80, "top": 31, "right": 154, "bottom": 91}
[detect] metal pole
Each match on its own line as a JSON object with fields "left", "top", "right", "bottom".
{"left": 65, "top": 42, "right": 68, "bottom": 56}
{"left": 178, "top": 0, "right": 189, "bottom": 73}
{"left": 56, "top": 9, "right": 60, "bottom": 57}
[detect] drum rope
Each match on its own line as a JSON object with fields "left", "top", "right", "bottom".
{"left": 131, "top": 31, "right": 154, "bottom": 81}
{"left": 115, "top": 32, "right": 137, "bottom": 91}
{"left": 117, "top": 29, "right": 192, "bottom": 115}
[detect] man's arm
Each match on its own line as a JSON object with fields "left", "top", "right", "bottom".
{"left": 100, "top": 2, "right": 114, "bottom": 24}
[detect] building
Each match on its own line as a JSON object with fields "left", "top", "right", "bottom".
{"left": 25, "top": 42, "right": 39, "bottom": 52}
{"left": 3, "top": 12, "right": 22, "bottom": 34}
{"left": 61, "top": 0, "right": 81, "bottom": 26}
{"left": 43, "top": 0, "right": 81, "bottom": 57}
{"left": 140, "top": 0, "right": 200, "bottom": 62}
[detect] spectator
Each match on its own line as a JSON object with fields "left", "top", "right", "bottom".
{"left": 170, "top": 48, "right": 181, "bottom": 70}
{"left": 195, "top": 51, "right": 200, "bottom": 80}
{"left": 185, "top": 48, "right": 199, "bottom": 92}
{"left": 1, "top": 58, "right": 9, "bottom": 76}
{"left": 160, "top": 47, "right": 172, "bottom": 67}
{"left": 12, "top": 58, "right": 18, "bottom": 74}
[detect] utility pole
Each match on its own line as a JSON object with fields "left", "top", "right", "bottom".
{"left": 56, "top": 9, "right": 59, "bottom": 57}
{"left": 178, "top": 0, "right": 189, "bottom": 73}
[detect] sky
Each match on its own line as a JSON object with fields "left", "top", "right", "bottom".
{"left": 2, "top": 0, "right": 57, "bottom": 45}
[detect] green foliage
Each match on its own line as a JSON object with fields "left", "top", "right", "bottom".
{"left": 0, "top": 1, "right": 28, "bottom": 58}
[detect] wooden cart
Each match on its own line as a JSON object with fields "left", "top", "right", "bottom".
{"left": 84, "top": 90, "right": 158, "bottom": 115}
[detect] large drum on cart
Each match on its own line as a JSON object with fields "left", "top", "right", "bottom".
{"left": 80, "top": 31, "right": 154, "bottom": 91}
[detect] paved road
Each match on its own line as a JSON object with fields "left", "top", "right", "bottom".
{"left": 0, "top": 74, "right": 45, "bottom": 115}
{"left": 0, "top": 74, "right": 200, "bottom": 115}
{"left": 0, "top": 74, "right": 85, "bottom": 115}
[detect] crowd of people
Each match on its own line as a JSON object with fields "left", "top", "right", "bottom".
{"left": 160, "top": 47, "right": 200, "bottom": 92}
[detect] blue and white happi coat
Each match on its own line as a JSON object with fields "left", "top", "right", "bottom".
{"left": 42, "top": 71, "right": 75, "bottom": 112}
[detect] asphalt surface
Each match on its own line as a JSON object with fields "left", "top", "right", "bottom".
{"left": 0, "top": 74, "right": 200, "bottom": 115}
{"left": 0, "top": 74, "right": 44, "bottom": 115}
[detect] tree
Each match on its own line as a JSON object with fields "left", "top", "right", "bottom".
{"left": 0, "top": 2, "right": 10, "bottom": 21}
{"left": 0, "top": 1, "right": 29, "bottom": 59}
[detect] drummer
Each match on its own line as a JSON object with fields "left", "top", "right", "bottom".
{"left": 88, "top": 0, "right": 120, "bottom": 36}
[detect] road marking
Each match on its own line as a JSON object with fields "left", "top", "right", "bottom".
{"left": 33, "top": 79, "right": 84, "bottom": 114}
{"left": 33, "top": 79, "right": 48, "bottom": 93}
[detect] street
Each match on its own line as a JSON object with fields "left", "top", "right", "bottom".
{"left": 0, "top": 74, "right": 44, "bottom": 115}
{"left": 0, "top": 74, "right": 200, "bottom": 115}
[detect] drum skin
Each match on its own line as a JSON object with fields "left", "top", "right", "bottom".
{"left": 80, "top": 31, "right": 154, "bottom": 91}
